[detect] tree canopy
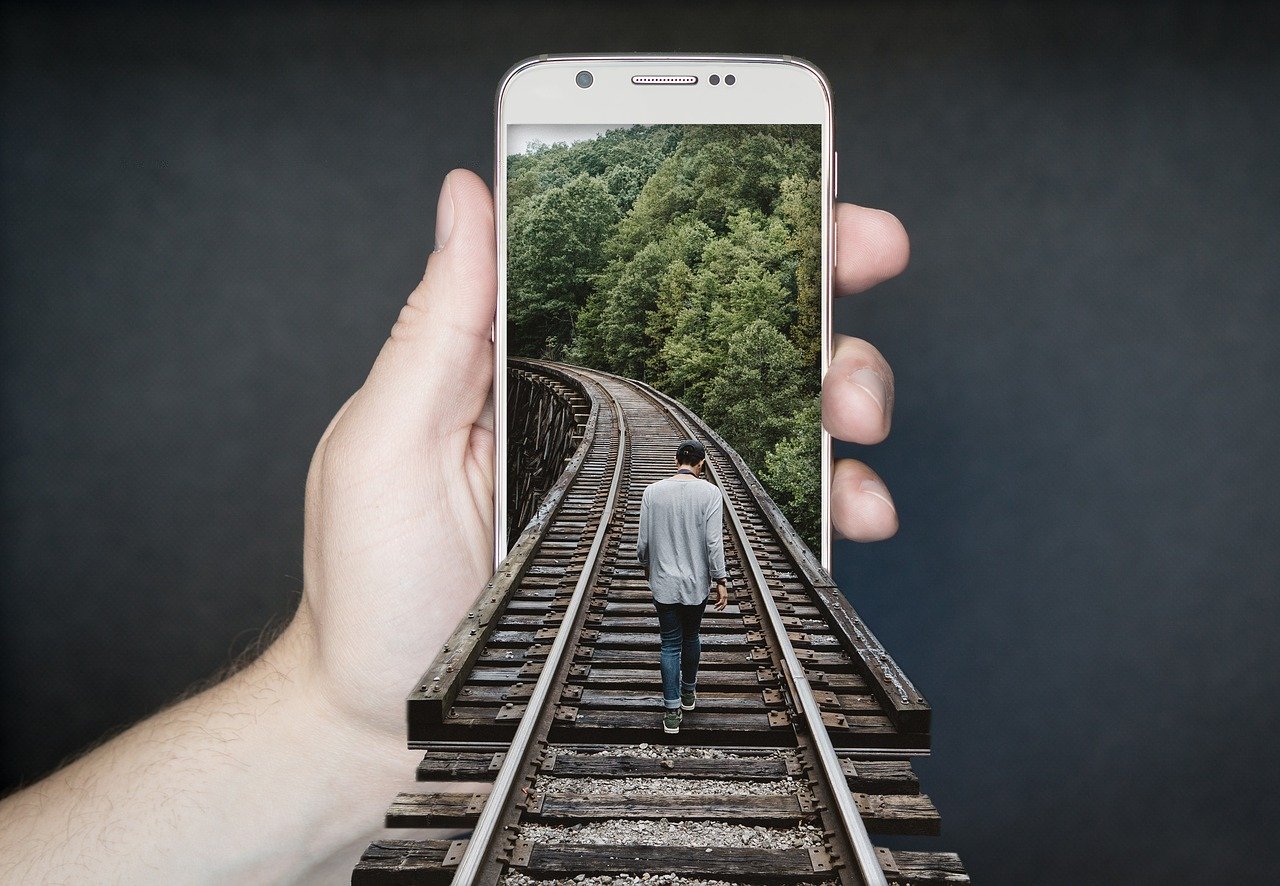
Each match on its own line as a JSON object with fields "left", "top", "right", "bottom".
{"left": 507, "top": 123, "right": 823, "bottom": 550}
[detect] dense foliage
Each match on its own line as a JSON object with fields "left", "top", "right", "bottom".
{"left": 507, "top": 124, "right": 822, "bottom": 550}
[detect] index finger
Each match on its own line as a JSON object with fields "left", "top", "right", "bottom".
{"left": 834, "top": 203, "right": 910, "bottom": 296}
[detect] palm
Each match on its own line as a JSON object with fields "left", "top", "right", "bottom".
{"left": 297, "top": 337, "right": 496, "bottom": 739}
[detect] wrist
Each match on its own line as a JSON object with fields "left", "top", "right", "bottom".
{"left": 246, "top": 618, "right": 418, "bottom": 872}
{"left": 267, "top": 613, "right": 409, "bottom": 764}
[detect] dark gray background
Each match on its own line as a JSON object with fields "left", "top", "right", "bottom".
{"left": 3, "top": 3, "right": 1277, "bottom": 883}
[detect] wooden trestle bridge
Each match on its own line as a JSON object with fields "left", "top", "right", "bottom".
{"left": 352, "top": 359, "right": 968, "bottom": 886}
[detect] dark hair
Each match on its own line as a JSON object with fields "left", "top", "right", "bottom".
{"left": 675, "top": 439, "right": 706, "bottom": 466}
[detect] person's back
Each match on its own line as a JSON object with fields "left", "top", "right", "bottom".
{"left": 638, "top": 475, "right": 724, "bottom": 606}
{"left": 636, "top": 439, "right": 729, "bottom": 734}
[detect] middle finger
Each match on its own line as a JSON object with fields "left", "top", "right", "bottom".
{"left": 822, "top": 332, "right": 894, "bottom": 444}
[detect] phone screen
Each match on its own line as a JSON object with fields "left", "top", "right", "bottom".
{"left": 504, "top": 122, "right": 823, "bottom": 558}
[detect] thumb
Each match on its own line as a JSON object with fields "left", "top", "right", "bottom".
{"left": 356, "top": 168, "right": 496, "bottom": 438}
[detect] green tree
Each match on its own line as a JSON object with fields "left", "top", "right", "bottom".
{"left": 697, "top": 208, "right": 797, "bottom": 333}
{"left": 762, "top": 395, "right": 822, "bottom": 550}
{"left": 565, "top": 124, "right": 680, "bottom": 213}
{"left": 776, "top": 173, "right": 823, "bottom": 370}
{"left": 698, "top": 319, "right": 807, "bottom": 468}
{"left": 506, "top": 142, "right": 576, "bottom": 206}
{"left": 653, "top": 290, "right": 731, "bottom": 413}
{"left": 644, "top": 218, "right": 714, "bottom": 379}
{"left": 574, "top": 241, "right": 670, "bottom": 378}
{"left": 577, "top": 214, "right": 714, "bottom": 378}
{"left": 507, "top": 172, "right": 620, "bottom": 357}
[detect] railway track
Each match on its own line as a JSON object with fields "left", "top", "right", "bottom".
{"left": 352, "top": 359, "right": 967, "bottom": 886}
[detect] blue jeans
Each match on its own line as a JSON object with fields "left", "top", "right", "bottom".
{"left": 653, "top": 595, "right": 709, "bottom": 710}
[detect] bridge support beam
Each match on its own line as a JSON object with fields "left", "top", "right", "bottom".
{"left": 506, "top": 362, "right": 588, "bottom": 543}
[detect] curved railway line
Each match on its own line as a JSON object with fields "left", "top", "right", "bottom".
{"left": 353, "top": 359, "right": 967, "bottom": 886}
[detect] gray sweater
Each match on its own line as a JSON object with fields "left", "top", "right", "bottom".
{"left": 636, "top": 475, "right": 728, "bottom": 605}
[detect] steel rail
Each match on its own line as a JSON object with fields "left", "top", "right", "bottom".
{"left": 447, "top": 378, "right": 628, "bottom": 886}
{"left": 604, "top": 369, "right": 889, "bottom": 886}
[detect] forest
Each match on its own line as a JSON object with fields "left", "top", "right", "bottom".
{"left": 506, "top": 123, "right": 823, "bottom": 551}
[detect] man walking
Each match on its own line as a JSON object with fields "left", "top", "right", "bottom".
{"left": 636, "top": 439, "right": 730, "bottom": 734}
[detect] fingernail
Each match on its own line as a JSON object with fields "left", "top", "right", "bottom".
{"left": 433, "top": 172, "right": 455, "bottom": 252}
{"left": 859, "top": 477, "right": 895, "bottom": 509}
{"left": 851, "top": 367, "right": 887, "bottom": 412}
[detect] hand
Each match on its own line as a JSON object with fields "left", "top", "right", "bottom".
{"left": 714, "top": 583, "right": 729, "bottom": 611}
{"left": 823, "top": 203, "right": 909, "bottom": 542}
{"left": 282, "top": 168, "right": 498, "bottom": 742}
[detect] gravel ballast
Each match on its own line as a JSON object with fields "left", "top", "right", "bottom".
{"left": 534, "top": 776, "right": 798, "bottom": 796}
{"left": 553, "top": 745, "right": 794, "bottom": 762}
{"left": 518, "top": 819, "right": 825, "bottom": 850}
{"left": 503, "top": 876, "right": 834, "bottom": 886}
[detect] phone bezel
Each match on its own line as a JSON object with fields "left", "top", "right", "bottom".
{"left": 494, "top": 53, "right": 835, "bottom": 574}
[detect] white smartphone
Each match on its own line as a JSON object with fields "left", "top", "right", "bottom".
{"left": 494, "top": 53, "right": 835, "bottom": 574}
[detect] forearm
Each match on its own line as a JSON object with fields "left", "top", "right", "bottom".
{"left": 705, "top": 500, "right": 726, "bottom": 582}
{"left": 707, "top": 532, "right": 727, "bottom": 581}
{"left": 0, "top": 618, "right": 416, "bottom": 884}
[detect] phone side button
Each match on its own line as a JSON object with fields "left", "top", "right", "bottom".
{"left": 489, "top": 321, "right": 495, "bottom": 342}
{"left": 833, "top": 219, "right": 838, "bottom": 269}
{"left": 833, "top": 150, "right": 839, "bottom": 199}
